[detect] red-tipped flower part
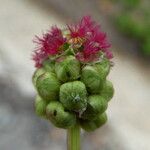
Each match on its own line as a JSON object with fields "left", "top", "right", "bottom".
{"left": 76, "top": 41, "right": 99, "bottom": 62}
{"left": 67, "top": 16, "right": 97, "bottom": 39}
{"left": 33, "top": 26, "right": 66, "bottom": 67}
{"left": 32, "top": 50, "right": 47, "bottom": 68}
{"left": 32, "top": 16, "right": 113, "bottom": 67}
{"left": 67, "top": 16, "right": 112, "bottom": 62}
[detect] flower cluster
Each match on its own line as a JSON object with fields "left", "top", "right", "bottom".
{"left": 32, "top": 16, "right": 113, "bottom": 68}
{"left": 32, "top": 16, "right": 114, "bottom": 132}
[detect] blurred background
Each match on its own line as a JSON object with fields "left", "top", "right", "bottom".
{"left": 0, "top": 0, "right": 150, "bottom": 150}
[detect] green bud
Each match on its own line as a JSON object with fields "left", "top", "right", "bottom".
{"left": 46, "top": 101, "right": 76, "bottom": 129}
{"left": 55, "top": 55, "right": 80, "bottom": 82}
{"left": 43, "top": 59, "right": 55, "bottom": 73}
{"left": 35, "top": 95, "right": 47, "bottom": 117}
{"left": 100, "top": 80, "right": 114, "bottom": 102}
{"left": 60, "top": 81, "right": 87, "bottom": 111}
{"left": 81, "top": 95, "right": 108, "bottom": 120}
{"left": 32, "top": 68, "right": 45, "bottom": 88}
{"left": 36, "top": 72, "right": 61, "bottom": 102}
{"left": 80, "top": 112, "right": 107, "bottom": 132}
{"left": 81, "top": 66, "right": 103, "bottom": 94}
{"left": 94, "top": 59, "right": 110, "bottom": 80}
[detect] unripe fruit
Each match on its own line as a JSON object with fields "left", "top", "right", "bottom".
{"left": 35, "top": 95, "right": 47, "bottom": 117}
{"left": 81, "top": 66, "right": 103, "bottom": 94}
{"left": 94, "top": 59, "right": 110, "bottom": 80}
{"left": 60, "top": 81, "right": 87, "bottom": 111}
{"left": 46, "top": 101, "right": 76, "bottom": 128}
{"left": 80, "top": 112, "right": 107, "bottom": 132}
{"left": 100, "top": 80, "right": 114, "bottom": 102}
{"left": 32, "top": 68, "right": 45, "bottom": 88}
{"left": 81, "top": 95, "right": 108, "bottom": 120}
{"left": 36, "top": 72, "right": 61, "bottom": 102}
{"left": 55, "top": 55, "right": 80, "bottom": 82}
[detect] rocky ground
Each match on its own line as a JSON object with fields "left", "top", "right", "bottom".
{"left": 0, "top": 0, "right": 150, "bottom": 150}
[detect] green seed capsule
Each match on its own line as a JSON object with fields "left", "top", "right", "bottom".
{"left": 36, "top": 72, "right": 61, "bottom": 102}
{"left": 94, "top": 59, "right": 110, "bottom": 80}
{"left": 81, "top": 95, "right": 108, "bottom": 120}
{"left": 80, "top": 112, "right": 107, "bottom": 132}
{"left": 81, "top": 66, "right": 103, "bottom": 94}
{"left": 60, "top": 81, "right": 87, "bottom": 111}
{"left": 35, "top": 95, "right": 47, "bottom": 117}
{"left": 46, "top": 101, "right": 76, "bottom": 129}
{"left": 100, "top": 80, "right": 114, "bottom": 102}
{"left": 55, "top": 55, "right": 80, "bottom": 82}
{"left": 32, "top": 68, "right": 45, "bottom": 88}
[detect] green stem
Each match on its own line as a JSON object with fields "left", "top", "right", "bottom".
{"left": 67, "top": 124, "right": 80, "bottom": 150}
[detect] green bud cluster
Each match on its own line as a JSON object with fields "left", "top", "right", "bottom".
{"left": 32, "top": 55, "right": 114, "bottom": 132}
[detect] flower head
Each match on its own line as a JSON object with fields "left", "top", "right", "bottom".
{"left": 67, "top": 16, "right": 112, "bottom": 62}
{"left": 33, "top": 26, "right": 66, "bottom": 67}
{"left": 80, "top": 30, "right": 112, "bottom": 62}
{"left": 75, "top": 31, "right": 112, "bottom": 62}
{"left": 32, "top": 16, "right": 113, "bottom": 67}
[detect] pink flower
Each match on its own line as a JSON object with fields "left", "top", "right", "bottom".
{"left": 76, "top": 41, "right": 99, "bottom": 62}
{"left": 84, "top": 31, "right": 112, "bottom": 61}
{"left": 67, "top": 16, "right": 98, "bottom": 39}
{"left": 75, "top": 31, "right": 112, "bottom": 62}
{"left": 87, "top": 31, "right": 111, "bottom": 50}
{"left": 68, "top": 16, "right": 113, "bottom": 62}
{"left": 50, "top": 26, "right": 62, "bottom": 36}
{"left": 32, "top": 26, "right": 66, "bottom": 67}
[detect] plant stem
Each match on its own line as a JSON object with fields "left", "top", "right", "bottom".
{"left": 67, "top": 124, "right": 80, "bottom": 150}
